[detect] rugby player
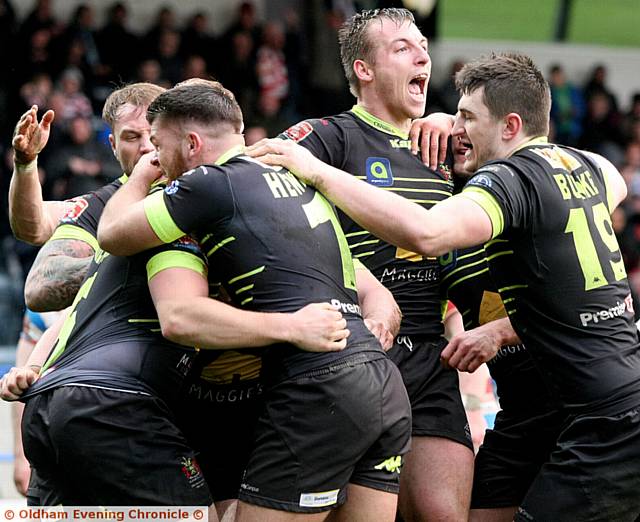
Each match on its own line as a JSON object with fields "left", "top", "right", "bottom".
{"left": 97, "top": 81, "right": 412, "bottom": 522}
{"left": 247, "top": 52, "right": 640, "bottom": 521}
{"left": 275, "top": 8, "right": 474, "bottom": 520}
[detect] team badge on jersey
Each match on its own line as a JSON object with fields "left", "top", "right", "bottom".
{"left": 61, "top": 197, "right": 89, "bottom": 222}
{"left": 283, "top": 121, "right": 314, "bottom": 142}
{"left": 165, "top": 180, "right": 180, "bottom": 195}
{"left": 366, "top": 157, "right": 393, "bottom": 186}
{"left": 468, "top": 173, "right": 493, "bottom": 188}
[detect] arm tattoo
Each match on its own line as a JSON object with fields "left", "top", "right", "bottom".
{"left": 24, "top": 239, "right": 95, "bottom": 311}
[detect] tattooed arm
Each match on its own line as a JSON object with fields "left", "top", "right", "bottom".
{"left": 24, "top": 239, "right": 95, "bottom": 312}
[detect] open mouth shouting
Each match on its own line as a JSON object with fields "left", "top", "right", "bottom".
{"left": 408, "top": 73, "right": 429, "bottom": 101}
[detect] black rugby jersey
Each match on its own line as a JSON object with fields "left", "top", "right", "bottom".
{"left": 440, "top": 246, "right": 556, "bottom": 412}
{"left": 144, "top": 147, "right": 383, "bottom": 381}
{"left": 462, "top": 138, "right": 640, "bottom": 413}
{"left": 25, "top": 182, "right": 207, "bottom": 407}
{"left": 280, "top": 106, "right": 454, "bottom": 337}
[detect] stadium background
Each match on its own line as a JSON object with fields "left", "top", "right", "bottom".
{"left": 1, "top": 0, "right": 639, "bottom": 502}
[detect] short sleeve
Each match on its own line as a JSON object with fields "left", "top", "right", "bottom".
{"left": 144, "top": 165, "right": 234, "bottom": 243}
{"left": 278, "top": 118, "right": 347, "bottom": 168}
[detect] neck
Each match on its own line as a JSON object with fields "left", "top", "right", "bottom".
{"left": 357, "top": 92, "right": 412, "bottom": 134}
{"left": 202, "top": 134, "right": 245, "bottom": 165}
{"left": 503, "top": 133, "right": 544, "bottom": 158}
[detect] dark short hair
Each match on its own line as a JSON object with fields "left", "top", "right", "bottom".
{"left": 455, "top": 52, "right": 551, "bottom": 137}
{"left": 147, "top": 81, "right": 243, "bottom": 133}
{"left": 102, "top": 82, "right": 165, "bottom": 128}
{"left": 338, "top": 8, "right": 415, "bottom": 98}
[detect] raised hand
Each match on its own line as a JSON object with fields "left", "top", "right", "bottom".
{"left": 12, "top": 105, "right": 55, "bottom": 165}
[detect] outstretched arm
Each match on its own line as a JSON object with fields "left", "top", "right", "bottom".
{"left": 9, "top": 106, "right": 72, "bottom": 245}
{"left": 247, "top": 139, "right": 493, "bottom": 256}
{"left": 24, "top": 239, "right": 94, "bottom": 311}
{"left": 149, "top": 267, "right": 349, "bottom": 352}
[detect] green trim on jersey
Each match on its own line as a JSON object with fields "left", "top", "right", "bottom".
{"left": 118, "top": 173, "right": 129, "bottom": 184}
{"left": 146, "top": 250, "right": 207, "bottom": 281}
{"left": 145, "top": 190, "right": 185, "bottom": 243}
{"left": 459, "top": 188, "right": 504, "bottom": 238}
{"left": 216, "top": 144, "right": 245, "bottom": 165}
{"left": 350, "top": 105, "right": 408, "bottom": 139}
{"left": 49, "top": 224, "right": 100, "bottom": 252}
{"left": 352, "top": 258, "right": 366, "bottom": 271}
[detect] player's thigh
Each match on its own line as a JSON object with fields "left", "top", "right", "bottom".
{"left": 327, "top": 483, "right": 397, "bottom": 522}
{"left": 235, "top": 501, "right": 329, "bottom": 522}
{"left": 469, "top": 507, "right": 518, "bottom": 522}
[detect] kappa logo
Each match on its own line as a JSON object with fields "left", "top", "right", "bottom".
{"left": 374, "top": 456, "right": 402, "bottom": 473}
{"left": 283, "top": 121, "right": 314, "bottom": 142}
{"left": 165, "top": 180, "right": 180, "bottom": 195}
{"left": 61, "top": 197, "right": 89, "bottom": 221}
{"left": 366, "top": 157, "right": 393, "bottom": 186}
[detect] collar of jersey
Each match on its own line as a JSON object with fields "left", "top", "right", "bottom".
{"left": 118, "top": 173, "right": 128, "bottom": 184}
{"left": 510, "top": 136, "right": 548, "bottom": 156}
{"left": 216, "top": 144, "right": 245, "bottom": 165}
{"left": 350, "top": 105, "right": 409, "bottom": 139}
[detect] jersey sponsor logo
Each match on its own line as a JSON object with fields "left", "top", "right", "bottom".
{"left": 438, "top": 250, "right": 458, "bottom": 273}
{"left": 330, "top": 298, "right": 361, "bottom": 316}
{"left": 366, "top": 157, "right": 393, "bottom": 186}
{"left": 61, "top": 197, "right": 89, "bottom": 222}
{"left": 579, "top": 294, "right": 634, "bottom": 327}
{"left": 165, "top": 180, "right": 180, "bottom": 195}
{"left": 299, "top": 489, "right": 339, "bottom": 508}
{"left": 468, "top": 173, "right": 492, "bottom": 188}
{"left": 283, "top": 121, "right": 314, "bottom": 142}
{"left": 380, "top": 266, "right": 439, "bottom": 283}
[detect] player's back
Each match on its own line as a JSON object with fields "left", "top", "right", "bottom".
{"left": 157, "top": 155, "right": 384, "bottom": 381}
{"left": 465, "top": 142, "right": 640, "bottom": 412}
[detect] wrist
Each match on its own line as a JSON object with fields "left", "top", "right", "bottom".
{"left": 14, "top": 156, "right": 37, "bottom": 174}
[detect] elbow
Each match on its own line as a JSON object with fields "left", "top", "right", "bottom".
{"left": 24, "top": 284, "right": 48, "bottom": 312}
{"left": 157, "top": 303, "right": 191, "bottom": 346}
{"left": 10, "top": 222, "right": 47, "bottom": 247}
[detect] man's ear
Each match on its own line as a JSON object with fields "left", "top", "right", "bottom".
{"left": 503, "top": 113, "right": 523, "bottom": 141}
{"left": 108, "top": 134, "right": 117, "bottom": 158}
{"left": 354, "top": 59, "right": 373, "bottom": 85}
{"left": 186, "top": 131, "right": 203, "bottom": 156}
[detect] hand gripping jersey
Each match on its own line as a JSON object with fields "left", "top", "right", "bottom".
{"left": 440, "top": 246, "right": 557, "bottom": 413}
{"left": 461, "top": 139, "right": 640, "bottom": 413}
{"left": 144, "top": 147, "right": 384, "bottom": 382}
{"left": 280, "top": 107, "right": 454, "bottom": 337}
{"left": 24, "top": 181, "right": 207, "bottom": 408}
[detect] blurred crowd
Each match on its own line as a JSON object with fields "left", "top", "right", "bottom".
{"left": 0, "top": 0, "right": 638, "bottom": 344}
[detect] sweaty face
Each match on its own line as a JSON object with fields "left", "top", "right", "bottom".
{"left": 452, "top": 87, "right": 503, "bottom": 173}
{"left": 150, "top": 118, "right": 190, "bottom": 181}
{"left": 367, "top": 18, "right": 430, "bottom": 124}
{"left": 110, "top": 104, "right": 153, "bottom": 175}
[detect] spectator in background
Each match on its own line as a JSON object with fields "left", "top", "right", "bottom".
{"left": 434, "top": 59, "right": 465, "bottom": 114}
{"left": 181, "top": 55, "right": 209, "bottom": 83}
{"left": 44, "top": 115, "right": 120, "bottom": 200}
{"left": 136, "top": 58, "right": 166, "bottom": 87}
{"left": 583, "top": 63, "right": 619, "bottom": 112}
{"left": 97, "top": 2, "right": 140, "bottom": 83}
{"left": 180, "top": 12, "right": 213, "bottom": 70}
{"left": 50, "top": 67, "right": 93, "bottom": 128}
{"left": 154, "top": 30, "right": 183, "bottom": 86}
{"left": 19, "top": 73, "right": 53, "bottom": 113}
{"left": 623, "top": 93, "right": 640, "bottom": 143}
{"left": 548, "top": 63, "right": 585, "bottom": 146}
{"left": 256, "top": 22, "right": 292, "bottom": 119}
{"left": 16, "top": 28, "right": 54, "bottom": 85}
{"left": 218, "top": 30, "right": 259, "bottom": 123}
{"left": 579, "top": 91, "right": 624, "bottom": 164}
{"left": 221, "top": 1, "right": 261, "bottom": 57}
{"left": 143, "top": 5, "right": 176, "bottom": 58}
{"left": 60, "top": 5, "right": 103, "bottom": 83}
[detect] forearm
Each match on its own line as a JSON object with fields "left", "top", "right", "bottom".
{"left": 98, "top": 174, "right": 152, "bottom": 255}
{"left": 157, "top": 297, "right": 293, "bottom": 349}
{"left": 25, "top": 256, "right": 92, "bottom": 311}
{"left": 357, "top": 272, "right": 401, "bottom": 338}
{"left": 26, "top": 311, "right": 69, "bottom": 370}
{"left": 309, "top": 162, "right": 456, "bottom": 255}
{"left": 8, "top": 160, "right": 62, "bottom": 245}
{"left": 12, "top": 339, "right": 32, "bottom": 456}
{"left": 478, "top": 317, "right": 521, "bottom": 346}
